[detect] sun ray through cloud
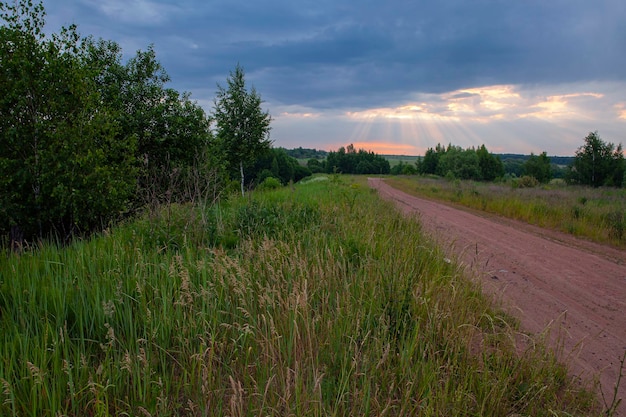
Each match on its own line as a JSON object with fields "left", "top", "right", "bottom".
{"left": 42, "top": 0, "right": 626, "bottom": 156}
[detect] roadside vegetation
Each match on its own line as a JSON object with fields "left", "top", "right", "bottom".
{"left": 0, "top": 177, "right": 601, "bottom": 416}
{"left": 385, "top": 176, "right": 626, "bottom": 247}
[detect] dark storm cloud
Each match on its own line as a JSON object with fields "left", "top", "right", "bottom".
{"left": 44, "top": 0, "right": 626, "bottom": 110}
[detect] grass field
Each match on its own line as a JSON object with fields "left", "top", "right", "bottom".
{"left": 385, "top": 176, "right": 626, "bottom": 248}
{"left": 383, "top": 155, "right": 420, "bottom": 168}
{"left": 0, "top": 176, "right": 602, "bottom": 416}
{"left": 296, "top": 154, "right": 419, "bottom": 168}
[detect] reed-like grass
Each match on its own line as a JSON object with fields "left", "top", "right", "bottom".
{"left": 386, "top": 176, "right": 626, "bottom": 248}
{"left": 0, "top": 177, "right": 599, "bottom": 415}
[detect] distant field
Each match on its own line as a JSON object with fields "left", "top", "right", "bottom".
{"left": 296, "top": 154, "right": 420, "bottom": 168}
{"left": 383, "top": 154, "right": 420, "bottom": 167}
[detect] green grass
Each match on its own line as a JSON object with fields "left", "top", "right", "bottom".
{"left": 384, "top": 155, "right": 420, "bottom": 168}
{"left": 0, "top": 178, "right": 600, "bottom": 416}
{"left": 386, "top": 176, "right": 626, "bottom": 248}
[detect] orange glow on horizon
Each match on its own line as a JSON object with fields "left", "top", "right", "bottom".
{"left": 326, "top": 141, "right": 422, "bottom": 156}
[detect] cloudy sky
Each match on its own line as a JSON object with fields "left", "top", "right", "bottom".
{"left": 44, "top": 0, "right": 626, "bottom": 155}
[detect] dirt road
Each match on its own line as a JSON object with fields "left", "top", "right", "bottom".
{"left": 369, "top": 178, "right": 626, "bottom": 415}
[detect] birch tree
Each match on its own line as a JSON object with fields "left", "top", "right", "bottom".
{"left": 213, "top": 64, "right": 272, "bottom": 195}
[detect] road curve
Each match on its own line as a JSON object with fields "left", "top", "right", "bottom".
{"left": 369, "top": 178, "right": 626, "bottom": 415}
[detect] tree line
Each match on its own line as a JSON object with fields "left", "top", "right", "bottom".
{"left": 379, "top": 132, "right": 624, "bottom": 187}
{"left": 502, "top": 132, "right": 624, "bottom": 186}
{"left": 283, "top": 147, "right": 328, "bottom": 160}
{"left": 417, "top": 144, "right": 505, "bottom": 181}
{"left": 307, "top": 144, "right": 391, "bottom": 175}
{"left": 500, "top": 154, "right": 567, "bottom": 179}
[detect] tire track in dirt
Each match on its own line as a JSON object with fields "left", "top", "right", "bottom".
{"left": 369, "top": 178, "right": 626, "bottom": 415}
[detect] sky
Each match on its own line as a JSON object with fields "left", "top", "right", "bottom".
{"left": 43, "top": 0, "right": 626, "bottom": 156}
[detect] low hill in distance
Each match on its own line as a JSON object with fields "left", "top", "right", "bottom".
{"left": 281, "top": 147, "right": 328, "bottom": 160}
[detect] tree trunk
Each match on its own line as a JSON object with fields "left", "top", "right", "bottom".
{"left": 10, "top": 225, "right": 24, "bottom": 253}
{"left": 240, "top": 161, "right": 245, "bottom": 197}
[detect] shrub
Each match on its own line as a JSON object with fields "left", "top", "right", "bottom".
{"left": 257, "top": 176, "right": 282, "bottom": 191}
{"left": 294, "top": 164, "right": 312, "bottom": 182}
{"left": 256, "top": 169, "right": 275, "bottom": 184}
{"left": 513, "top": 175, "right": 539, "bottom": 188}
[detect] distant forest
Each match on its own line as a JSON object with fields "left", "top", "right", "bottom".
{"left": 283, "top": 147, "right": 575, "bottom": 177}
{"left": 284, "top": 148, "right": 574, "bottom": 164}
{"left": 499, "top": 154, "right": 575, "bottom": 165}
{"left": 282, "top": 147, "right": 328, "bottom": 159}
{"left": 498, "top": 154, "right": 575, "bottom": 178}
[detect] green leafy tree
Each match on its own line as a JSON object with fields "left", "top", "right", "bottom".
{"left": 293, "top": 163, "right": 313, "bottom": 182}
{"left": 83, "top": 40, "right": 170, "bottom": 166}
{"left": 566, "top": 131, "right": 624, "bottom": 187}
{"left": 326, "top": 145, "right": 357, "bottom": 173}
{"left": 251, "top": 148, "right": 308, "bottom": 185}
{"left": 419, "top": 143, "right": 501, "bottom": 181}
{"left": 324, "top": 144, "right": 390, "bottom": 174}
{"left": 417, "top": 149, "right": 433, "bottom": 174}
{"left": 437, "top": 145, "right": 481, "bottom": 180}
{"left": 477, "top": 144, "right": 505, "bottom": 181}
{"left": 325, "top": 146, "right": 345, "bottom": 173}
{"left": 419, "top": 144, "right": 444, "bottom": 175}
{"left": 0, "top": 0, "right": 137, "bottom": 242}
{"left": 307, "top": 158, "right": 325, "bottom": 173}
{"left": 213, "top": 64, "right": 272, "bottom": 195}
{"left": 82, "top": 38, "right": 213, "bottom": 203}
{"left": 524, "top": 152, "right": 552, "bottom": 183}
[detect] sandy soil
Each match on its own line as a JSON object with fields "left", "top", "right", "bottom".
{"left": 369, "top": 178, "right": 626, "bottom": 415}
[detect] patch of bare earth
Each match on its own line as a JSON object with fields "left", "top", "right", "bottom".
{"left": 369, "top": 178, "right": 626, "bottom": 415}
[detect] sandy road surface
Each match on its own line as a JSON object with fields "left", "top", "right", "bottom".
{"left": 369, "top": 178, "right": 626, "bottom": 415}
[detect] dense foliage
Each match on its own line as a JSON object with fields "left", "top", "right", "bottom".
{"left": 283, "top": 146, "right": 328, "bottom": 160}
{"left": 523, "top": 152, "right": 552, "bottom": 183}
{"left": 252, "top": 147, "right": 312, "bottom": 185}
{"left": 566, "top": 131, "right": 624, "bottom": 187}
{"left": 82, "top": 39, "right": 213, "bottom": 201}
{"left": 0, "top": 1, "right": 138, "bottom": 241}
{"left": 0, "top": 1, "right": 282, "bottom": 244}
{"left": 324, "top": 144, "right": 391, "bottom": 174}
{"left": 417, "top": 143, "right": 504, "bottom": 181}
